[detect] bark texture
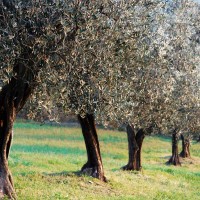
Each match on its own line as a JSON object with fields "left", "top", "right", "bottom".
{"left": 122, "top": 124, "right": 145, "bottom": 171}
{"left": 167, "top": 130, "right": 181, "bottom": 166}
{"left": 0, "top": 55, "right": 37, "bottom": 199}
{"left": 78, "top": 114, "right": 106, "bottom": 182}
{"left": 180, "top": 134, "right": 191, "bottom": 158}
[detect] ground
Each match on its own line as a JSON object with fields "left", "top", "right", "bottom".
{"left": 8, "top": 122, "right": 200, "bottom": 199}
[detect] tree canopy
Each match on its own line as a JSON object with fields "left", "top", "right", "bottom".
{"left": 0, "top": 0, "right": 199, "bottom": 132}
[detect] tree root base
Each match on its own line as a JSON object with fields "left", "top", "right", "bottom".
{"left": 81, "top": 163, "right": 107, "bottom": 182}
{"left": 167, "top": 156, "right": 181, "bottom": 166}
{"left": 0, "top": 176, "right": 16, "bottom": 200}
{"left": 121, "top": 163, "right": 140, "bottom": 171}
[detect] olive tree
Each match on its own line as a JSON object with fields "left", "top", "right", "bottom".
{"left": 0, "top": 0, "right": 84, "bottom": 198}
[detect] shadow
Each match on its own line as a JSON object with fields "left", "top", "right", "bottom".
{"left": 155, "top": 135, "right": 171, "bottom": 142}
{"left": 11, "top": 144, "right": 120, "bottom": 159}
{"left": 43, "top": 170, "right": 110, "bottom": 183}
{"left": 99, "top": 135, "right": 126, "bottom": 144}
{"left": 43, "top": 170, "right": 82, "bottom": 178}
{"left": 14, "top": 133, "right": 84, "bottom": 141}
{"left": 43, "top": 170, "right": 110, "bottom": 182}
{"left": 165, "top": 161, "right": 174, "bottom": 166}
{"left": 11, "top": 144, "right": 86, "bottom": 155}
{"left": 111, "top": 167, "right": 140, "bottom": 175}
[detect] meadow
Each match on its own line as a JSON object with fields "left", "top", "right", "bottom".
{"left": 9, "top": 122, "right": 200, "bottom": 200}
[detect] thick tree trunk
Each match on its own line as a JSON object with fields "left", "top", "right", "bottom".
{"left": 167, "top": 130, "right": 181, "bottom": 166}
{"left": 0, "top": 56, "right": 36, "bottom": 199}
{"left": 180, "top": 134, "right": 190, "bottom": 158}
{"left": 122, "top": 124, "right": 145, "bottom": 171}
{"left": 0, "top": 100, "right": 16, "bottom": 199}
{"left": 78, "top": 114, "right": 106, "bottom": 182}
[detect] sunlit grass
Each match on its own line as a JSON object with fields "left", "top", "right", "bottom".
{"left": 9, "top": 122, "right": 200, "bottom": 200}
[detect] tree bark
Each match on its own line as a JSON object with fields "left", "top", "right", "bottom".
{"left": 135, "top": 128, "right": 145, "bottom": 170}
{"left": 0, "top": 56, "right": 37, "bottom": 199}
{"left": 0, "top": 99, "right": 16, "bottom": 199}
{"left": 167, "top": 130, "right": 181, "bottom": 166}
{"left": 78, "top": 114, "right": 106, "bottom": 182}
{"left": 180, "top": 134, "right": 190, "bottom": 158}
{"left": 122, "top": 124, "right": 145, "bottom": 171}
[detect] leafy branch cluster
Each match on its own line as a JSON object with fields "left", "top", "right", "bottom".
{"left": 0, "top": 0, "right": 199, "bottom": 135}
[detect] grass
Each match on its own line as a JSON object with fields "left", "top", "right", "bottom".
{"left": 8, "top": 122, "right": 200, "bottom": 199}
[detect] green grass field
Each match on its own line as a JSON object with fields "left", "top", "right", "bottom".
{"left": 9, "top": 122, "right": 200, "bottom": 200}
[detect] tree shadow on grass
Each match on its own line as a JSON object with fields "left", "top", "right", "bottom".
{"left": 43, "top": 170, "right": 82, "bottom": 177}
{"left": 42, "top": 170, "right": 88, "bottom": 179}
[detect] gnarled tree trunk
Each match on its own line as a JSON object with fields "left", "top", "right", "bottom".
{"left": 0, "top": 96, "right": 16, "bottom": 199}
{"left": 167, "top": 130, "right": 181, "bottom": 166}
{"left": 78, "top": 114, "right": 106, "bottom": 182}
{"left": 122, "top": 124, "right": 145, "bottom": 171}
{"left": 0, "top": 58, "right": 36, "bottom": 199}
{"left": 180, "top": 134, "right": 190, "bottom": 158}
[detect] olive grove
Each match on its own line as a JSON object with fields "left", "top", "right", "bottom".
{"left": 28, "top": 0, "right": 200, "bottom": 175}
{"left": 0, "top": 0, "right": 199, "bottom": 199}
{"left": 109, "top": 0, "right": 200, "bottom": 167}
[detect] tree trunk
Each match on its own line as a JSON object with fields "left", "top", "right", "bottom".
{"left": 135, "top": 129, "right": 145, "bottom": 170}
{"left": 0, "top": 99, "right": 16, "bottom": 199}
{"left": 122, "top": 124, "right": 145, "bottom": 171}
{"left": 197, "top": 135, "right": 200, "bottom": 142}
{"left": 167, "top": 130, "right": 181, "bottom": 166}
{"left": 122, "top": 124, "right": 138, "bottom": 170}
{"left": 180, "top": 134, "right": 190, "bottom": 158}
{"left": 0, "top": 56, "right": 37, "bottom": 199}
{"left": 78, "top": 114, "right": 106, "bottom": 182}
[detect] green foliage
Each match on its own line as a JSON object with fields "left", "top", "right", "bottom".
{"left": 1, "top": 0, "right": 199, "bottom": 133}
{"left": 10, "top": 122, "right": 200, "bottom": 200}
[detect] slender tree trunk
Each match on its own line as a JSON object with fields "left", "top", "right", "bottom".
{"left": 167, "top": 130, "right": 181, "bottom": 166}
{"left": 180, "top": 134, "right": 190, "bottom": 158}
{"left": 122, "top": 124, "right": 139, "bottom": 170}
{"left": 197, "top": 135, "right": 200, "bottom": 142}
{"left": 135, "top": 129, "right": 145, "bottom": 170}
{"left": 122, "top": 124, "right": 145, "bottom": 171}
{"left": 78, "top": 114, "right": 106, "bottom": 182}
{"left": 0, "top": 57, "right": 36, "bottom": 199}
